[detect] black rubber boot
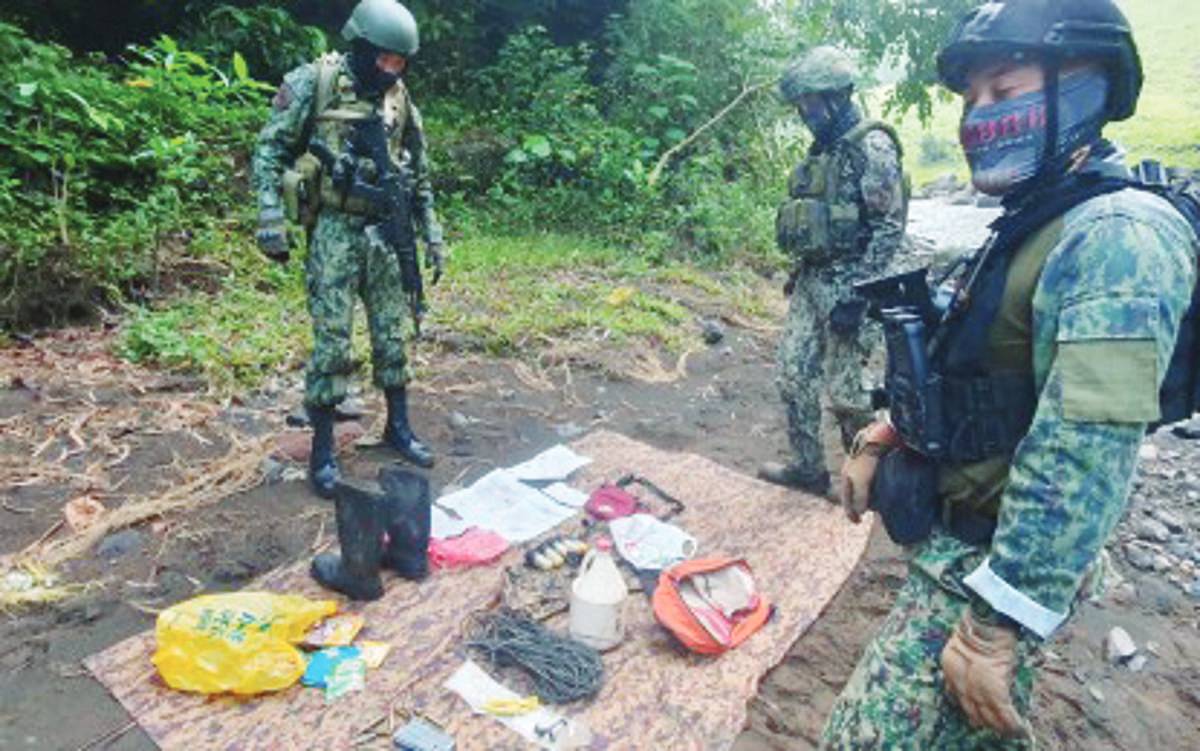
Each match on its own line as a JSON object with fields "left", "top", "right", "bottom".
{"left": 310, "top": 480, "right": 385, "bottom": 601}
{"left": 308, "top": 405, "right": 341, "bottom": 499}
{"left": 377, "top": 466, "right": 432, "bottom": 581}
{"left": 382, "top": 387, "right": 435, "bottom": 468}
{"left": 758, "top": 461, "right": 832, "bottom": 496}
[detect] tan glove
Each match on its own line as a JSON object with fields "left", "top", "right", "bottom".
{"left": 838, "top": 420, "right": 899, "bottom": 523}
{"left": 941, "top": 610, "right": 1031, "bottom": 739}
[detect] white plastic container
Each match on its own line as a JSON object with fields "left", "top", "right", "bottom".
{"left": 568, "top": 538, "right": 627, "bottom": 651}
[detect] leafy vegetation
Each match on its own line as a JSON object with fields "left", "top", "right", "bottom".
{"left": 1, "top": 0, "right": 1195, "bottom": 387}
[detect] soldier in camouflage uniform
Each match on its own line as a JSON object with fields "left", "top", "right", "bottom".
{"left": 824, "top": 1, "right": 1199, "bottom": 747}
{"left": 760, "top": 46, "right": 909, "bottom": 495}
{"left": 252, "top": 0, "right": 443, "bottom": 499}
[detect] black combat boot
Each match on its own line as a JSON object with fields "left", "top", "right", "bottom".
{"left": 310, "top": 480, "right": 385, "bottom": 601}
{"left": 382, "top": 387, "right": 435, "bottom": 468}
{"left": 377, "top": 466, "right": 432, "bottom": 581}
{"left": 758, "top": 461, "right": 832, "bottom": 497}
{"left": 308, "top": 405, "right": 341, "bottom": 499}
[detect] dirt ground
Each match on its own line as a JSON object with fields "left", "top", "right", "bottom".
{"left": 2, "top": 320, "right": 1199, "bottom": 750}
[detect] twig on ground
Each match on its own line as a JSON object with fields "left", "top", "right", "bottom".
{"left": 74, "top": 720, "right": 137, "bottom": 751}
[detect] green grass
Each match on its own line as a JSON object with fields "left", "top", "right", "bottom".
{"left": 118, "top": 229, "right": 775, "bottom": 388}
{"left": 879, "top": 0, "right": 1200, "bottom": 189}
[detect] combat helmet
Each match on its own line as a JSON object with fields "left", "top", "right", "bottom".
{"left": 342, "top": 0, "right": 419, "bottom": 57}
{"left": 937, "top": 0, "right": 1142, "bottom": 121}
{"left": 778, "top": 46, "right": 859, "bottom": 103}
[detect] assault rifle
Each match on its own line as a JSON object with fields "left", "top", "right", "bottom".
{"left": 309, "top": 114, "right": 425, "bottom": 335}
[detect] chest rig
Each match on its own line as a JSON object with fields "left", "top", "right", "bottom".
{"left": 776, "top": 120, "right": 903, "bottom": 259}
{"left": 859, "top": 173, "right": 1140, "bottom": 464}
{"left": 284, "top": 54, "right": 410, "bottom": 223}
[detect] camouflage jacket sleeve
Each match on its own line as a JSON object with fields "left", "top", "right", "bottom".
{"left": 251, "top": 64, "right": 318, "bottom": 213}
{"left": 400, "top": 100, "right": 444, "bottom": 245}
{"left": 963, "top": 189, "right": 1198, "bottom": 639}
{"left": 856, "top": 129, "right": 907, "bottom": 273}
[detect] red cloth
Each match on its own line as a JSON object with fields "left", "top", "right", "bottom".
{"left": 428, "top": 528, "right": 509, "bottom": 570}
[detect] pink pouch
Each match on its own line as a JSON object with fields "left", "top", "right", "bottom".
{"left": 585, "top": 485, "right": 644, "bottom": 520}
{"left": 428, "top": 528, "right": 509, "bottom": 570}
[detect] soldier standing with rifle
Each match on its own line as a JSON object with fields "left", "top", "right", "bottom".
{"left": 825, "top": 0, "right": 1199, "bottom": 746}
{"left": 760, "top": 46, "right": 909, "bottom": 495}
{"left": 252, "top": 0, "right": 443, "bottom": 501}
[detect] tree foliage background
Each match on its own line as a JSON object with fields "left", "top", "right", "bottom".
{"left": 0, "top": 1, "right": 1032, "bottom": 328}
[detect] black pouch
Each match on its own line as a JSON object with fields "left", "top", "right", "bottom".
{"left": 830, "top": 299, "right": 869, "bottom": 336}
{"left": 869, "top": 447, "right": 939, "bottom": 546}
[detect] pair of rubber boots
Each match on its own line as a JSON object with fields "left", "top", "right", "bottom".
{"left": 309, "top": 387, "right": 434, "bottom": 499}
{"left": 310, "top": 466, "right": 431, "bottom": 601}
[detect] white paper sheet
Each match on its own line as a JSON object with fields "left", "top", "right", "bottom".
{"left": 444, "top": 660, "right": 566, "bottom": 750}
{"left": 438, "top": 469, "right": 578, "bottom": 543}
{"left": 508, "top": 445, "right": 592, "bottom": 483}
{"left": 541, "top": 482, "right": 589, "bottom": 508}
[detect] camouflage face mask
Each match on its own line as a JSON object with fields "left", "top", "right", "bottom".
{"left": 960, "top": 69, "right": 1110, "bottom": 196}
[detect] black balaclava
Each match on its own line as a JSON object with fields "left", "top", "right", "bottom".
{"left": 348, "top": 38, "right": 401, "bottom": 98}
{"left": 801, "top": 88, "right": 861, "bottom": 153}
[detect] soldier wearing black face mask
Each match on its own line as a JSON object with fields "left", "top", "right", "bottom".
{"left": 762, "top": 46, "right": 910, "bottom": 496}
{"left": 252, "top": 0, "right": 445, "bottom": 600}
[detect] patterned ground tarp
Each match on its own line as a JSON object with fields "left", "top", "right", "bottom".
{"left": 86, "top": 430, "right": 871, "bottom": 750}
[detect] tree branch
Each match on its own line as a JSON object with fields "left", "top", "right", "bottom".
{"left": 648, "top": 80, "right": 773, "bottom": 187}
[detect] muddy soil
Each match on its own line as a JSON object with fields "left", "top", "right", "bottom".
{"left": 3, "top": 235, "right": 1200, "bottom": 749}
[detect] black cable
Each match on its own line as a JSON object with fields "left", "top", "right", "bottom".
{"left": 465, "top": 609, "right": 604, "bottom": 704}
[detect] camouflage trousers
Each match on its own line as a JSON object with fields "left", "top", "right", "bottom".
{"left": 304, "top": 211, "right": 410, "bottom": 408}
{"left": 776, "top": 280, "right": 879, "bottom": 477}
{"left": 820, "top": 532, "right": 1039, "bottom": 750}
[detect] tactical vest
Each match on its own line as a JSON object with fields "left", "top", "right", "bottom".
{"left": 776, "top": 120, "right": 908, "bottom": 258}
{"left": 282, "top": 53, "right": 410, "bottom": 226}
{"left": 881, "top": 167, "right": 1200, "bottom": 473}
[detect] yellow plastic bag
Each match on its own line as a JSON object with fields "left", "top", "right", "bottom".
{"left": 152, "top": 592, "right": 337, "bottom": 695}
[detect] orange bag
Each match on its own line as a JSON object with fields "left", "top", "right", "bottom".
{"left": 651, "top": 557, "right": 772, "bottom": 655}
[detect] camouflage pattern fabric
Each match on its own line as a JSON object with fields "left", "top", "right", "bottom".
{"left": 251, "top": 57, "right": 443, "bottom": 244}
{"left": 777, "top": 127, "right": 907, "bottom": 476}
{"left": 303, "top": 211, "right": 410, "bottom": 407}
{"left": 823, "top": 159, "right": 1198, "bottom": 744}
{"left": 820, "top": 533, "right": 1038, "bottom": 751}
{"left": 251, "top": 57, "right": 444, "bottom": 408}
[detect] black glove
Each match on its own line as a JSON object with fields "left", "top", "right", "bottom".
{"left": 426, "top": 242, "right": 445, "bottom": 286}
{"left": 255, "top": 207, "right": 289, "bottom": 263}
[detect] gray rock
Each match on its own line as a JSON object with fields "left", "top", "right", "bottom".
{"left": 96, "top": 529, "right": 145, "bottom": 559}
{"left": 1125, "top": 543, "right": 1158, "bottom": 571}
{"left": 447, "top": 411, "right": 471, "bottom": 431}
{"left": 1128, "top": 654, "right": 1148, "bottom": 673}
{"left": 260, "top": 456, "right": 286, "bottom": 484}
{"left": 1139, "top": 443, "right": 1160, "bottom": 462}
{"left": 1105, "top": 626, "right": 1138, "bottom": 664}
{"left": 1188, "top": 578, "right": 1200, "bottom": 599}
{"left": 1088, "top": 686, "right": 1105, "bottom": 703}
{"left": 1168, "top": 540, "right": 1192, "bottom": 559}
{"left": 700, "top": 318, "right": 726, "bottom": 345}
{"left": 1145, "top": 640, "right": 1161, "bottom": 657}
{"left": 1153, "top": 554, "right": 1174, "bottom": 572}
{"left": 1152, "top": 509, "right": 1186, "bottom": 533}
{"left": 1134, "top": 517, "right": 1172, "bottom": 543}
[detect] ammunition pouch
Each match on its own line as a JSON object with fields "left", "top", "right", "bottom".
{"left": 318, "top": 170, "right": 394, "bottom": 218}
{"left": 775, "top": 197, "right": 860, "bottom": 255}
{"left": 282, "top": 152, "right": 323, "bottom": 229}
{"left": 869, "top": 447, "right": 939, "bottom": 546}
